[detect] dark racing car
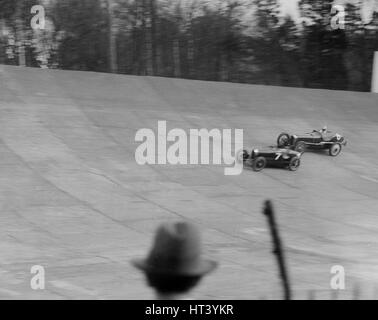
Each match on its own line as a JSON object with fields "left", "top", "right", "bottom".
{"left": 277, "top": 127, "right": 347, "bottom": 156}
{"left": 236, "top": 147, "right": 302, "bottom": 172}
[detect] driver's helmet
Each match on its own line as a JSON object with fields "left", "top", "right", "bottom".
{"left": 321, "top": 126, "right": 327, "bottom": 133}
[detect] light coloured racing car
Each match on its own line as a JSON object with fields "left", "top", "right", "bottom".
{"left": 277, "top": 126, "right": 347, "bottom": 156}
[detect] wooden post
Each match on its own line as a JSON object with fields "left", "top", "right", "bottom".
{"left": 263, "top": 200, "right": 292, "bottom": 300}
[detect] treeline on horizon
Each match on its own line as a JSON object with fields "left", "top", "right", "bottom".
{"left": 0, "top": 0, "right": 377, "bottom": 92}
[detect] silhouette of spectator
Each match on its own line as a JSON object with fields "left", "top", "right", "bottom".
{"left": 132, "top": 222, "right": 217, "bottom": 300}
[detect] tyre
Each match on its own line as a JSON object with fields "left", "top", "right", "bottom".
{"left": 277, "top": 133, "right": 291, "bottom": 147}
{"left": 329, "top": 143, "right": 342, "bottom": 156}
{"left": 236, "top": 149, "right": 249, "bottom": 163}
{"left": 252, "top": 156, "right": 267, "bottom": 172}
{"left": 288, "top": 157, "right": 300, "bottom": 171}
{"left": 294, "top": 141, "right": 306, "bottom": 153}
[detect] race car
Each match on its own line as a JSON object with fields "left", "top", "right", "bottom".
{"left": 276, "top": 127, "right": 347, "bottom": 156}
{"left": 236, "top": 146, "right": 302, "bottom": 171}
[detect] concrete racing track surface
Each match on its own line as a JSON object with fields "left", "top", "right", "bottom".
{"left": 1, "top": 65, "right": 378, "bottom": 299}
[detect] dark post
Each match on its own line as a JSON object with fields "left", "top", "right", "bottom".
{"left": 263, "top": 200, "right": 291, "bottom": 300}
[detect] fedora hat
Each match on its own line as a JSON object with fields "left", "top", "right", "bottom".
{"left": 132, "top": 222, "right": 217, "bottom": 276}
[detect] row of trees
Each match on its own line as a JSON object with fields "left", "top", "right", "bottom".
{"left": 0, "top": 0, "right": 377, "bottom": 91}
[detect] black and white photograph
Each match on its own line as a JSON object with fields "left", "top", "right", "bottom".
{"left": 0, "top": 0, "right": 378, "bottom": 306}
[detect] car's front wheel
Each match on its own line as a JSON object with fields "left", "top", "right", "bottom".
{"left": 236, "top": 149, "right": 249, "bottom": 163}
{"left": 294, "top": 141, "right": 306, "bottom": 153}
{"left": 329, "top": 143, "right": 342, "bottom": 156}
{"left": 288, "top": 157, "right": 301, "bottom": 171}
{"left": 252, "top": 156, "right": 267, "bottom": 172}
{"left": 277, "top": 133, "right": 291, "bottom": 147}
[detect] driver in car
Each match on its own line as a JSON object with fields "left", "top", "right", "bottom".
{"left": 320, "top": 126, "right": 328, "bottom": 139}
{"left": 312, "top": 126, "right": 330, "bottom": 140}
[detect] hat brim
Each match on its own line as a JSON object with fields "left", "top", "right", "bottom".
{"left": 132, "top": 258, "right": 217, "bottom": 277}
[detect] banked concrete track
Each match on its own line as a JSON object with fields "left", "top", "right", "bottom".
{"left": 0, "top": 65, "right": 378, "bottom": 299}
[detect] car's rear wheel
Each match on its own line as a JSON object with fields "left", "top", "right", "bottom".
{"left": 294, "top": 141, "right": 306, "bottom": 153}
{"left": 236, "top": 149, "right": 249, "bottom": 163}
{"left": 277, "top": 133, "right": 291, "bottom": 147}
{"left": 288, "top": 157, "right": 301, "bottom": 171}
{"left": 252, "top": 156, "right": 267, "bottom": 172}
{"left": 329, "top": 143, "right": 342, "bottom": 156}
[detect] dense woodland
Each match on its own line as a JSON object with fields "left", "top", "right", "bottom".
{"left": 0, "top": 0, "right": 377, "bottom": 91}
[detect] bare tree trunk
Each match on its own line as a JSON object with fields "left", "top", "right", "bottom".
{"left": 133, "top": 0, "right": 142, "bottom": 75}
{"left": 173, "top": 38, "right": 181, "bottom": 78}
{"left": 0, "top": 42, "right": 5, "bottom": 64}
{"left": 16, "top": 3, "right": 25, "bottom": 67}
{"left": 187, "top": 36, "right": 194, "bottom": 78}
{"left": 107, "top": 0, "right": 118, "bottom": 73}
{"left": 219, "top": 53, "right": 228, "bottom": 81}
{"left": 186, "top": 7, "right": 196, "bottom": 78}
{"left": 0, "top": 20, "right": 6, "bottom": 64}
{"left": 149, "top": 0, "right": 157, "bottom": 75}
{"left": 143, "top": 0, "right": 153, "bottom": 76}
{"left": 136, "top": 0, "right": 146, "bottom": 75}
{"left": 156, "top": 44, "right": 162, "bottom": 75}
